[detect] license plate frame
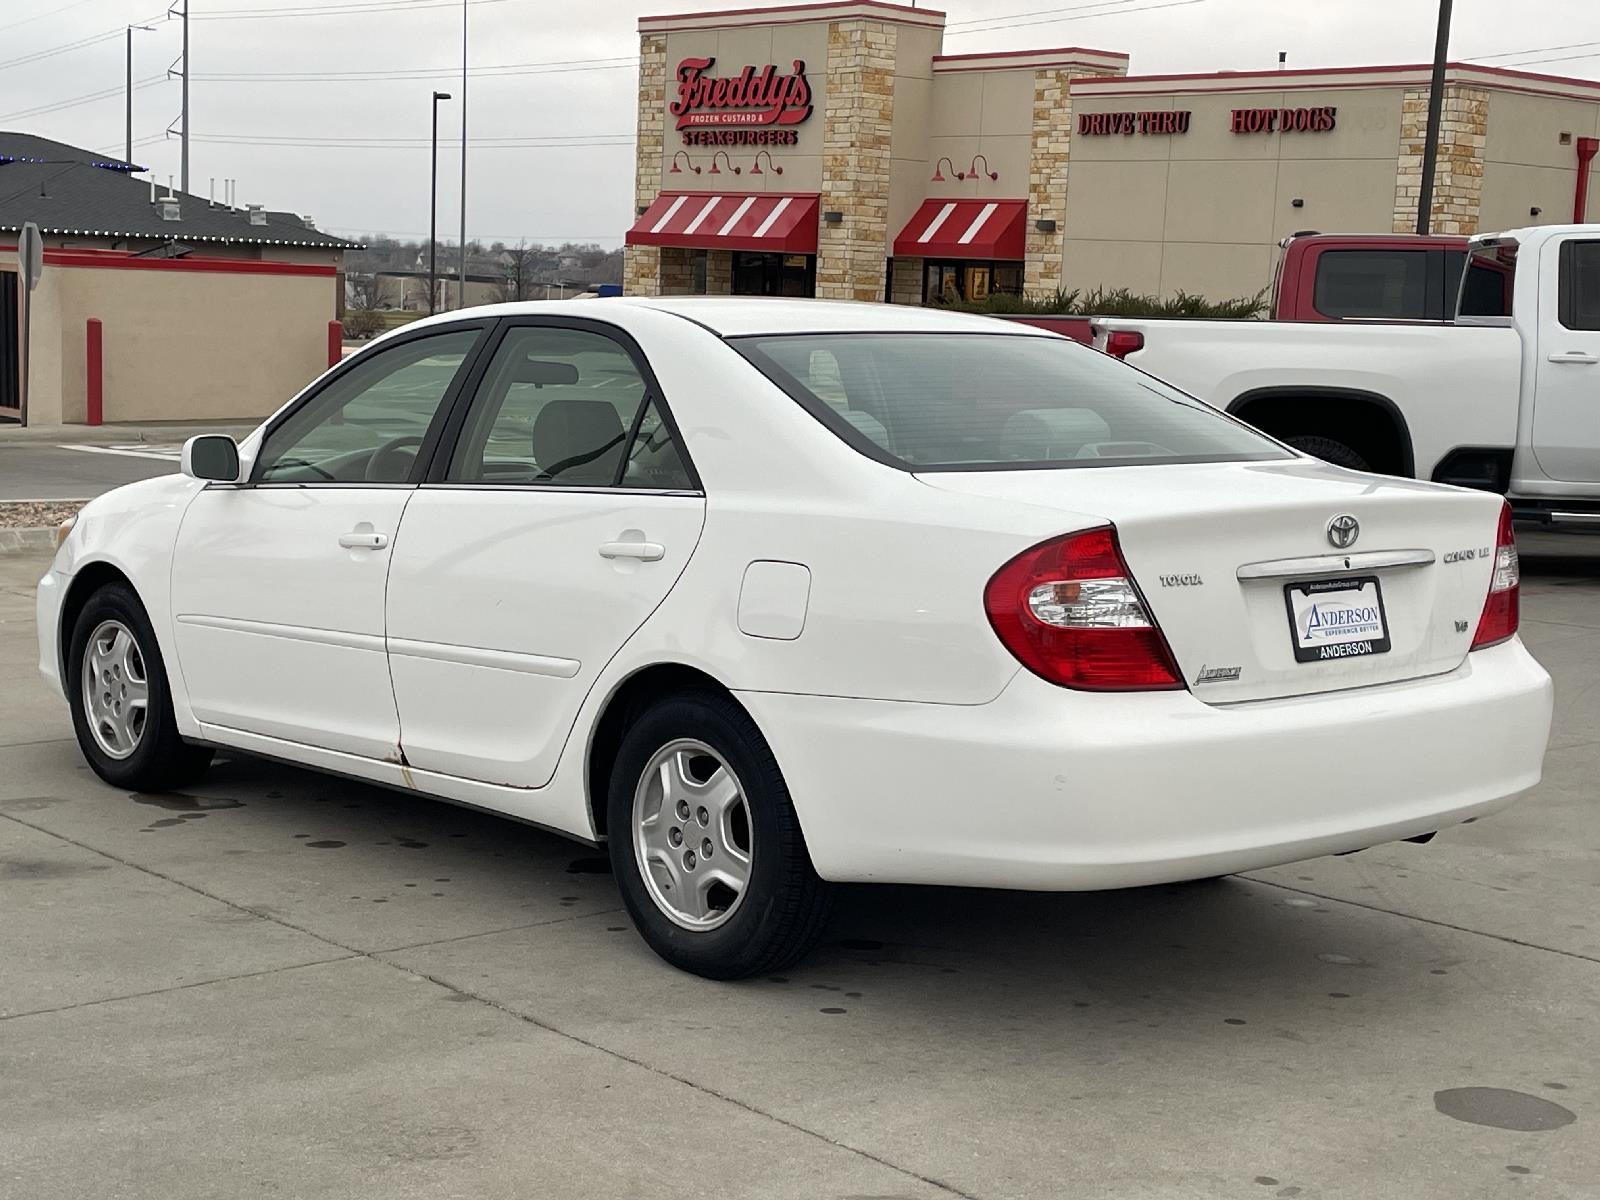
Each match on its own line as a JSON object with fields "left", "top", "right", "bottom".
{"left": 1283, "top": 575, "right": 1391, "bottom": 664}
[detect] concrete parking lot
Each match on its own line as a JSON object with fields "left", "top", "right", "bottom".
{"left": 1, "top": 535, "right": 1595, "bottom": 1200}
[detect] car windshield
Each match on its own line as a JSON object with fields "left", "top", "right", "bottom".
{"left": 732, "top": 332, "right": 1290, "bottom": 471}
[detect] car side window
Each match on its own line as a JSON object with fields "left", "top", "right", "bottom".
{"left": 1558, "top": 240, "right": 1600, "bottom": 331}
{"left": 1312, "top": 250, "right": 1429, "bottom": 320}
{"left": 255, "top": 330, "right": 481, "bottom": 484}
{"left": 446, "top": 325, "right": 694, "bottom": 490}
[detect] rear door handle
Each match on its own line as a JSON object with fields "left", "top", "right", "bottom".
{"left": 338, "top": 531, "right": 389, "bottom": 550}
{"left": 1547, "top": 351, "right": 1599, "bottom": 364}
{"left": 598, "top": 541, "right": 664, "bottom": 561}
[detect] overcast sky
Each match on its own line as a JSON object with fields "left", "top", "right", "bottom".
{"left": 1, "top": 0, "right": 1596, "bottom": 248}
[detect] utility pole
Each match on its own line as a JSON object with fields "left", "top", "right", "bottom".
{"left": 166, "top": 0, "right": 189, "bottom": 193}
{"left": 430, "top": 91, "right": 452, "bottom": 316}
{"left": 1416, "top": 0, "right": 1453, "bottom": 235}
{"left": 125, "top": 25, "right": 154, "bottom": 164}
{"left": 458, "top": 0, "right": 468, "bottom": 309}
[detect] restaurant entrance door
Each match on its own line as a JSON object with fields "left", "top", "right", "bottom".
{"left": 732, "top": 251, "right": 815, "bottom": 297}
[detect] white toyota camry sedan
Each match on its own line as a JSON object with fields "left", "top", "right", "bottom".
{"left": 38, "top": 298, "right": 1552, "bottom": 978}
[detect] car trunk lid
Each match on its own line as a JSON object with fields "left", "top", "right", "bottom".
{"left": 920, "top": 459, "right": 1504, "bottom": 703}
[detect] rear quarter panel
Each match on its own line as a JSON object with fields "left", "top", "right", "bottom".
{"left": 1097, "top": 318, "right": 1522, "bottom": 480}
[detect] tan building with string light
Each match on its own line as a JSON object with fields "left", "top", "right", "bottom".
{"left": 622, "top": 0, "right": 1600, "bottom": 305}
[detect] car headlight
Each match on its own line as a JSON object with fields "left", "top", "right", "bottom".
{"left": 55, "top": 515, "right": 77, "bottom": 548}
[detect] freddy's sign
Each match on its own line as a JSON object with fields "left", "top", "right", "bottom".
{"left": 672, "top": 57, "right": 813, "bottom": 146}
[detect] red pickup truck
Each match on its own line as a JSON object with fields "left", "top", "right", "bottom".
{"left": 1010, "top": 231, "right": 1471, "bottom": 344}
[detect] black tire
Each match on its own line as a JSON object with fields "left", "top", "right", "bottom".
{"left": 606, "top": 688, "right": 832, "bottom": 979}
{"left": 1285, "top": 434, "right": 1370, "bottom": 471}
{"left": 66, "top": 582, "right": 214, "bottom": 792}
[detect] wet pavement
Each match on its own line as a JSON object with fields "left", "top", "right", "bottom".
{"left": 1, "top": 533, "right": 1595, "bottom": 1199}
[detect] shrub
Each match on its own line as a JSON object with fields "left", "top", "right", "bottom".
{"left": 935, "top": 285, "right": 1267, "bottom": 320}
{"left": 341, "top": 309, "right": 385, "bottom": 339}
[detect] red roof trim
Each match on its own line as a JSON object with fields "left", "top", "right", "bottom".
{"left": 932, "top": 45, "right": 1128, "bottom": 63}
{"left": 0, "top": 245, "right": 336, "bottom": 276}
{"left": 1071, "top": 59, "right": 1600, "bottom": 91}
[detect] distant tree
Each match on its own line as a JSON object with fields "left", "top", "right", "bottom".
{"left": 496, "top": 241, "right": 538, "bottom": 303}
{"left": 346, "top": 271, "right": 383, "bottom": 311}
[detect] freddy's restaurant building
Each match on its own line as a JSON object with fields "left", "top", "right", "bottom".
{"left": 623, "top": 0, "right": 1600, "bottom": 304}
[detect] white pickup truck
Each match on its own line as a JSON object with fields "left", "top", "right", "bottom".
{"left": 1093, "top": 224, "right": 1600, "bottom": 526}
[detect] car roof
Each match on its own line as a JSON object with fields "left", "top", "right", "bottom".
{"left": 402, "top": 295, "right": 1052, "bottom": 339}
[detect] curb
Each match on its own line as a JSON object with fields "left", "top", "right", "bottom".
{"left": 0, "top": 527, "right": 55, "bottom": 555}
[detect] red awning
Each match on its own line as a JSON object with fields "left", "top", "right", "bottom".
{"left": 626, "top": 192, "right": 819, "bottom": 254}
{"left": 893, "top": 199, "right": 1027, "bottom": 260}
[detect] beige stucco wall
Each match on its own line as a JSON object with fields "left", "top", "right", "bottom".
{"left": 1063, "top": 86, "right": 1403, "bottom": 299}
{"left": 1480, "top": 90, "right": 1600, "bottom": 230}
{"left": 927, "top": 67, "right": 1035, "bottom": 200}
{"left": 21, "top": 263, "right": 334, "bottom": 424}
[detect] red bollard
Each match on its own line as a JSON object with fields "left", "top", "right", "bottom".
{"left": 328, "top": 319, "right": 343, "bottom": 369}
{"left": 86, "top": 318, "right": 103, "bottom": 426}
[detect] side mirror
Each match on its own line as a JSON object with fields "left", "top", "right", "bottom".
{"left": 181, "top": 435, "right": 242, "bottom": 483}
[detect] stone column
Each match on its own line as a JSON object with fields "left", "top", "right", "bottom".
{"left": 889, "top": 255, "right": 923, "bottom": 305}
{"left": 817, "top": 19, "right": 897, "bottom": 302}
{"left": 1392, "top": 84, "right": 1488, "bottom": 235}
{"left": 623, "top": 33, "right": 669, "bottom": 296}
{"left": 658, "top": 247, "right": 700, "bottom": 296}
{"left": 705, "top": 249, "right": 733, "bottom": 295}
{"left": 1025, "top": 69, "right": 1073, "bottom": 298}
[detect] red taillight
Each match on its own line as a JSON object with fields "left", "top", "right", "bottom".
{"left": 984, "top": 525, "right": 1183, "bottom": 691}
{"left": 1471, "top": 502, "right": 1520, "bottom": 650}
{"left": 1104, "top": 330, "right": 1145, "bottom": 360}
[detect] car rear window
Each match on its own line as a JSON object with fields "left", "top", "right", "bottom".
{"left": 732, "top": 332, "right": 1290, "bottom": 471}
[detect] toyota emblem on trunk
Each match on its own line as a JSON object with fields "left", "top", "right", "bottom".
{"left": 1326, "top": 514, "right": 1360, "bottom": 549}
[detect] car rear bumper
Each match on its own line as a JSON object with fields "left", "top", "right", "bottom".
{"left": 738, "top": 639, "right": 1552, "bottom": 890}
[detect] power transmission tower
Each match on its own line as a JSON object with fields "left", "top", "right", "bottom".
{"left": 166, "top": 0, "right": 189, "bottom": 194}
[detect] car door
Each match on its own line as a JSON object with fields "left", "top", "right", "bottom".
{"left": 1532, "top": 236, "right": 1600, "bottom": 483}
{"left": 384, "top": 318, "right": 706, "bottom": 788}
{"left": 170, "top": 324, "right": 488, "bottom": 759}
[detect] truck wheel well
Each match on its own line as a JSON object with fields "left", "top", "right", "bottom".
{"left": 1228, "top": 388, "right": 1415, "bottom": 478}
{"left": 58, "top": 562, "right": 137, "bottom": 679}
{"left": 586, "top": 663, "right": 743, "bottom": 840}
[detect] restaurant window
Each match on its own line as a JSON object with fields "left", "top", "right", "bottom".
{"left": 732, "top": 251, "right": 815, "bottom": 297}
{"left": 923, "top": 260, "right": 1023, "bottom": 306}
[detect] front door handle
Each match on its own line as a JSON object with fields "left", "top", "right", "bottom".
{"left": 598, "top": 541, "right": 664, "bottom": 561}
{"left": 339, "top": 530, "right": 389, "bottom": 550}
{"left": 1547, "top": 351, "right": 1599, "bottom": 365}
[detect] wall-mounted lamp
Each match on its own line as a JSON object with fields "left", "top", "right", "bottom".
{"left": 750, "top": 151, "right": 783, "bottom": 176}
{"left": 960, "top": 154, "right": 998, "bottom": 182}
{"left": 1291, "top": 197, "right": 1305, "bottom": 208}
{"left": 1560, "top": 131, "right": 1573, "bottom": 145}
{"left": 1530, "top": 206, "right": 1543, "bottom": 217}
{"left": 637, "top": 204, "right": 649, "bottom": 215}
{"left": 822, "top": 210, "right": 844, "bottom": 224}
{"left": 669, "top": 151, "right": 701, "bottom": 175}
{"left": 1034, "top": 218, "right": 1057, "bottom": 233}
{"left": 709, "top": 151, "right": 740, "bottom": 176}
{"left": 931, "top": 156, "right": 956, "bottom": 182}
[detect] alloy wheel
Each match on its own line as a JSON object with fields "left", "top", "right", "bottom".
{"left": 82, "top": 619, "right": 149, "bottom": 760}
{"left": 632, "top": 739, "right": 754, "bottom": 931}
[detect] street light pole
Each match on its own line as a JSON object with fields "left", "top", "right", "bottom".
{"left": 458, "top": 0, "right": 468, "bottom": 309}
{"left": 430, "top": 91, "right": 452, "bottom": 316}
{"left": 125, "top": 24, "right": 154, "bottom": 165}
{"left": 1416, "top": 0, "right": 1454, "bottom": 235}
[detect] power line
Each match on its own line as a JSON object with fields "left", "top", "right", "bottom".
{"left": 0, "top": 74, "right": 166, "bottom": 122}
{"left": 945, "top": 0, "right": 1207, "bottom": 36}
{"left": 191, "top": 56, "right": 636, "bottom": 83}
{"left": 945, "top": 0, "right": 1140, "bottom": 30}
{"left": 191, "top": 0, "right": 523, "bottom": 19}
{"left": 1465, "top": 39, "right": 1600, "bottom": 62}
{"left": 0, "top": 0, "right": 104, "bottom": 36}
{"left": 0, "top": 23, "right": 159, "bottom": 72}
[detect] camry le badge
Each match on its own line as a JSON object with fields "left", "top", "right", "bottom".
{"left": 1326, "top": 513, "right": 1360, "bottom": 549}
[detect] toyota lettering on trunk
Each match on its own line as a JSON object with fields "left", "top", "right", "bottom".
{"left": 672, "top": 57, "right": 814, "bottom": 146}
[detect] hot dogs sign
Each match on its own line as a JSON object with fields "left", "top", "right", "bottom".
{"left": 671, "top": 57, "right": 815, "bottom": 147}
{"left": 1076, "top": 106, "right": 1340, "bottom": 137}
